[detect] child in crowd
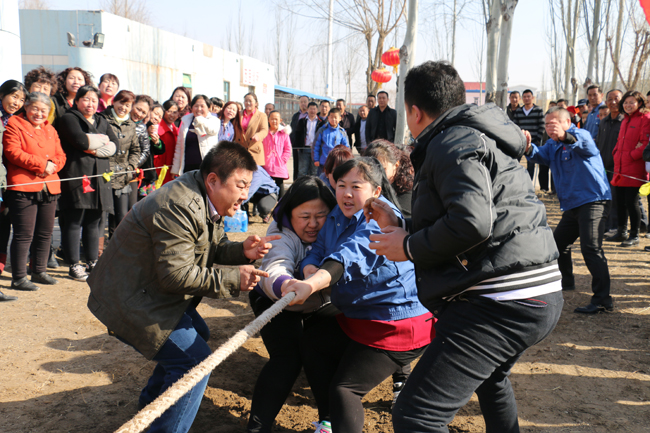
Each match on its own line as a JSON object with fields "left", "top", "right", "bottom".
{"left": 320, "top": 144, "right": 353, "bottom": 191}
{"left": 283, "top": 157, "right": 435, "bottom": 433}
{"left": 313, "top": 108, "right": 349, "bottom": 173}
{"left": 598, "top": 105, "right": 610, "bottom": 121}
{"left": 262, "top": 111, "right": 292, "bottom": 200}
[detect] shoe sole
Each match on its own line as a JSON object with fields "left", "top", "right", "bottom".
{"left": 69, "top": 275, "right": 88, "bottom": 282}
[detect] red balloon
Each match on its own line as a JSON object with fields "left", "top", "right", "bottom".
{"left": 642, "top": 0, "right": 650, "bottom": 25}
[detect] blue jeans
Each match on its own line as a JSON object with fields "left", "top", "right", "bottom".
{"left": 297, "top": 148, "right": 317, "bottom": 178}
{"left": 139, "top": 307, "right": 212, "bottom": 433}
{"left": 393, "top": 291, "right": 563, "bottom": 433}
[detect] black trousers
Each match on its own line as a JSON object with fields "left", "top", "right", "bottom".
{"left": 247, "top": 291, "right": 340, "bottom": 433}
{"left": 0, "top": 205, "right": 11, "bottom": 255}
{"left": 301, "top": 315, "right": 425, "bottom": 433}
{"left": 248, "top": 193, "right": 278, "bottom": 219}
{"left": 7, "top": 191, "right": 58, "bottom": 279}
{"left": 109, "top": 190, "right": 130, "bottom": 238}
{"left": 271, "top": 177, "right": 286, "bottom": 200}
{"left": 61, "top": 208, "right": 103, "bottom": 264}
{"left": 527, "top": 161, "right": 553, "bottom": 191}
{"left": 615, "top": 186, "right": 641, "bottom": 236}
{"left": 554, "top": 200, "right": 611, "bottom": 305}
{"left": 393, "top": 292, "right": 563, "bottom": 433}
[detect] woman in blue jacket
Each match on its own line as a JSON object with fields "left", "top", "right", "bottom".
{"left": 283, "top": 157, "right": 435, "bottom": 433}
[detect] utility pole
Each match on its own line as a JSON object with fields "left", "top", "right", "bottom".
{"left": 326, "top": 0, "right": 334, "bottom": 98}
{"left": 395, "top": 0, "right": 418, "bottom": 144}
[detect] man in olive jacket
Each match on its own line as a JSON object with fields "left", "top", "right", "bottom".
{"left": 87, "top": 142, "right": 278, "bottom": 433}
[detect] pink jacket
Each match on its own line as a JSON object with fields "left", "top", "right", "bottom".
{"left": 262, "top": 128, "right": 292, "bottom": 179}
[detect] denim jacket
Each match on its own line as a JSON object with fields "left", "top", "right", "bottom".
{"left": 301, "top": 196, "right": 428, "bottom": 321}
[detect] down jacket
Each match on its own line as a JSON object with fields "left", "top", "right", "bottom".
{"left": 406, "top": 103, "right": 559, "bottom": 313}
{"left": 611, "top": 110, "right": 650, "bottom": 187}
{"left": 2, "top": 114, "right": 66, "bottom": 194}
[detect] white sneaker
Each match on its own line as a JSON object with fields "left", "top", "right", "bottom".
{"left": 312, "top": 420, "right": 332, "bottom": 433}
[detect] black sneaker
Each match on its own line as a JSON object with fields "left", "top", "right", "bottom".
{"left": 32, "top": 272, "right": 58, "bottom": 285}
{"left": 69, "top": 263, "right": 88, "bottom": 281}
{"left": 605, "top": 231, "right": 628, "bottom": 242}
{"left": 10, "top": 276, "right": 40, "bottom": 291}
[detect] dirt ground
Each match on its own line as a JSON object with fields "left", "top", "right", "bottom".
{"left": 1, "top": 193, "right": 649, "bottom": 433}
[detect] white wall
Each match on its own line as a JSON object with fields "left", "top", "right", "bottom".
{"left": 0, "top": 0, "right": 22, "bottom": 84}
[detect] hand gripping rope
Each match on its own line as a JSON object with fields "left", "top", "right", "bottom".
{"left": 113, "top": 291, "right": 296, "bottom": 433}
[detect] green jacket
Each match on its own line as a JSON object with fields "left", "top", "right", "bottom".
{"left": 87, "top": 170, "right": 247, "bottom": 359}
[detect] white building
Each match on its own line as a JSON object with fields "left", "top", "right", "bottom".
{"left": 19, "top": 10, "right": 275, "bottom": 106}
{"left": 0, "top": 0, "right": 22, "bottom": 84}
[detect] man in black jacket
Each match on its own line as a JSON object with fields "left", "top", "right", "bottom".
{"left": 289, "top": 95, "right": 310, "bottom": 180}
{"left": 365, "top": 91, "right": 397, "bottom": 143}
{"left": 336, "top": 98, "right": 356, "bottom": 147}
{"left": 364, "top": 61, "right": 563, "bottom": 433}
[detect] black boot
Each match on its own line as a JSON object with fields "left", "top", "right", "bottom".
{"left": 605, "top": 227, "right": 628, "bottom": 242}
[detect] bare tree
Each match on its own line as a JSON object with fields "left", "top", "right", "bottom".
{"left": 546, "top": 0, "right": 565, "bottom": 98}
{"left": 395, "top": 0, "right": 418, "bottom": 144}
{"left": 285, "top": 12, "right": 297, "bottom": 87}
{"left": 495, "top": 0, "right": 517, "bottom": 109}
{"left": 483, "top": 0, "right": 502, "bottom": 103}
{"left": 100, "top": 0, "right": 152, "bottom": 25}
{"left": 285, "top": 0, "right": 407, "bottom": 94}
{"left": 607, "top": 4, "right": 650, "bottom": 91}
{"left": 273, "top": 11, "right": 283, "bottom": 84}
{"left": 554, "top": 0, "right": 583, "bottom": 105}
{"left": 583, "top": 0, "right": 602, "bottom": 87}
{"left": 19, "top": 0, "right": 49, "bottom": 9}
{"left": 610, "top": 0, "right": 625, "bottom": 89}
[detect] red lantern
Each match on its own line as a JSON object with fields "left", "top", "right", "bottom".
{"left": 642, "top": 0, "right": 650, "bottom": 25}
{"left": 382, "top": 47, "right": 400, "bottom": 74}
{"left": 371, "top": 68, "right": 392, "bottom": 89}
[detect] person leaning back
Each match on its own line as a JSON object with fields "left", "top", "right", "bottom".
{"left": 86, "top": 142, "right": 279, "bottom": 433}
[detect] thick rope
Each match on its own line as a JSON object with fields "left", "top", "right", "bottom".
{"left": 114, "top": 291, "right": 296, "bottom": 433}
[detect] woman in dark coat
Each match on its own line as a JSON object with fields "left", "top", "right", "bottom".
{"left": 56, "top": 85, "right": 117, "bottom": 281}
{"left": 51, "top": 67, "right": 93, "bottom": 128}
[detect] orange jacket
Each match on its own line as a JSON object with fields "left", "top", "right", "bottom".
{"left": 2, "top": 114, "right": 66, "bottom": 194}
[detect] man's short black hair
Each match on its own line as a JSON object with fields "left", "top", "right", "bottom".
{"left": 545, "top": 106, "right": 571, "bottom": 121}
{"left": 377, "top": 90, "right": 389, "bottom": 98}
{"left": 299, "top": 95, "right": 310, "bottom": 101}
{"left": 336, "top": 98, "right": 346, "bottom": 105}
{"left": 522, "top": 89, "right": 534, "bottom": 96}
{"left": 367, "top": 94, "right": 376, "bottom": 99}
{"left": 307, "top": 101, "right": 318, "bottom": 108}
{"left": 598, "top": 105, "right": 609, "bottom": 111}
{"left": 647, "top": 90, "right": 650, "bottom": 97}
{"left": 556, "top": 98, "right": 566, "bottom": 104}
{"left": 200, "top": 141, "right": 257, "bottom": 182}
{"left": 320, "top": 100, "right": 330, "bottom": 107}
{"left": 607, "top": 89, "right": 623, "bottom": 98}
{"left": 328, "top": 108, "right": 341, "bottom": 116}
{"left": 510, "top": 91, "right": 520, "bottom": 97}
{"left": 587, "top": 84, "right": 602, "bottom": 94}
{"left": 404, "top": 61, "right": 466, "bottom": 118}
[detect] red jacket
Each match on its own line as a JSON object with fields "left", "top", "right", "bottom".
{"left": 2, "top": 114, "right": 66, "bottom": 194}
{"left": 154, "top": 120, "right": 178, "bottom": 185}
{"left": 611, "top": 110, "right": 650, "bottom": 187}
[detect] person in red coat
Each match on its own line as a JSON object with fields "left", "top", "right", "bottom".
{"left": 3, "top": 92, "right": 66, "bottom": 291}
{"left": 610, "top": 90, "right": 650, "bottom": 247}
{"left": 154, "top": 100, "right": 179, "bottom": 185}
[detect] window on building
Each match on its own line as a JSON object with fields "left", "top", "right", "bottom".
{"left": 474, "top": 97, "right": 479, "bottom": 105}
{"left": 248, "top": 85, "right": 255, "bottom": 94}
{"left": 224, "top": 81, "right": 230, "bottom": 102}
{"left": 183, "top": 74, "right": 192, "bottom": 88}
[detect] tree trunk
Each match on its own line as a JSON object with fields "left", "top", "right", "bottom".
{"left": 485, "top": 0, "right": 502, "bottom": 104}
{"left": 585, "top": 0, "right": 602, "bottom": 85}
{"left": 451, "top": 0, "right": 457, "bottom": 66}
{"left": 395, "top": 0, "right": 418, "bottom": 144}
{"left": 495, "top": 0, "right": 517, "bottom": 109}
{"left": 611, "top": 0, "right": 625, "bottom": 89}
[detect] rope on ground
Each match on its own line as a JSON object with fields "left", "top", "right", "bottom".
{"left": 113, "top": 291, "right": 297, "bottom": 433}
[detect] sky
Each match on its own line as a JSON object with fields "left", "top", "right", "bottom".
{"left": 40, "top": 0, "right": 549, "bottom": 99}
